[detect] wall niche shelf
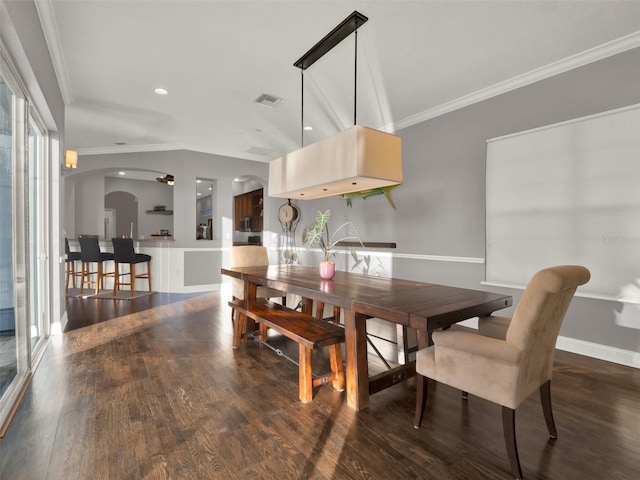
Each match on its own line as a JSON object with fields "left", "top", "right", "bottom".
{"left": 146, "top": 210, "right": 173, "bottom": 215}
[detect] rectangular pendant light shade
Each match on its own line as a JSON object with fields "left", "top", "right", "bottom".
{"left": 268, "top": 125, "right": 402, "bottom": 200}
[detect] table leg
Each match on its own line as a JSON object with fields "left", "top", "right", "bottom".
{"left": 344, "top": 309, "right": 369, "bottom": 410}
{"left": 243, "top": 280, "right": 257, "bottom": 334}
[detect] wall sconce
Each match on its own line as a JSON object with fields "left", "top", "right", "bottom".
{"left": 65, "top": 149, "right": 78, "bottom": 169}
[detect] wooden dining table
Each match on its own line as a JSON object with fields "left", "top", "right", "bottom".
{"left": 220, "top": 264, "right": 512, "bottom": 411}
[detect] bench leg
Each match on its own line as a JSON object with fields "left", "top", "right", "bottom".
{"left": 299, "top": 344, "right": 313, "bottom": 403}
{"left": 329, "top": 344, "right": 345, "bottom": 391}
{"left": 232, "top": 311, "right": 246, "bottom": 349}
{"left": 259, "top": 322, "right": 269, "bottom": 342}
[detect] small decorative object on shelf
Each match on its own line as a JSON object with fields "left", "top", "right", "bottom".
{"left": 302, "top": 209, "right": 362, "bottom": 279}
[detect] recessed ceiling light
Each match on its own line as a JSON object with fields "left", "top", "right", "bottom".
{"left": 118, "top": 171, "right": 126, "bottom": 175}
{"left": 234, "top": 178, "right": 241, "bottom": 182}
{"left": 114, "top": 141, "right": 126, "bottom": 145}
{"left": 304, "top": 126, "right": 313, "bottom": 131}
{"left": 154, "top": 87, "right": 168, "bottom": 95}
{"left": 208, "top": 187, "right": 212, "bottom": 191}
{"left": 197, "top": 192, "right": 202, "bottom": 196}
{"left": 196, "top": 179, "right": 202, "bottom": 183}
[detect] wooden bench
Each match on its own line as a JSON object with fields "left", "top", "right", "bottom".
{"left": 229, "top": 298, "right": 345, "bottom": 403}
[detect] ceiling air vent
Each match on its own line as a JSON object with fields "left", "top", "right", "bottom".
{"left": 247, "top": 146, "right": 275, "bottom": 156}
{"left": 254, "top": 93, "right": 285, "bottom": 108}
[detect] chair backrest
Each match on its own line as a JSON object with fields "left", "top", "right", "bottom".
{"left": 508, "top": 265, "right": 590, "bottom": 396}
{"left": 111, "top": 237, "right": 136, "bottom": 263}
{"left": 229, "top": 246, "right": 270, "bottom": 299}
{"left": 79, "top": 237, "right": 102, "bottom": 262}
{"left": 229, "top": 245, "right": 270, "bottom": 268}
{"left": 65, "top": 238, "right": 71, "bottom": 254}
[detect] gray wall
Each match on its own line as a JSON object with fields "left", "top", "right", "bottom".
{"left": 66, "top": 149, "right": 272, "bottom": 248}
{"left": 105, "top": 177, "right": 174, "bottom": 238}
{"left": 294, "top": 46, "right": 640, "bottom": 355}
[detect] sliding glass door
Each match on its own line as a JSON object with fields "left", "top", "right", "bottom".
{"left": 28, "top": 114, "right": 49, "bottom": 358}
{"left": 0, "top": 72, "right": 19, "bottom": 406}
{"left": 0, "top": 49, "right": 50, "bottom": 433}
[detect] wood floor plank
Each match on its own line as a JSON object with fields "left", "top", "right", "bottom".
{"left": 1, "top": 291, "right": 639, "bottom": 479}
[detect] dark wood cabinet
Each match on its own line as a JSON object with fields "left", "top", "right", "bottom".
{"left": 234, "top": 188, "right": 263, "bottom": 232}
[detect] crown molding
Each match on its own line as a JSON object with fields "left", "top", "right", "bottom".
{"left": 76, "top": 142, "right": 271, "bottom": 163}
{"left": 77, "top": 143, "right": 190, "bottom": 156}
{"left": 35, "top": 0, "right": 73, "bottom": 105}
{"left": 387, "top": 30, "right": 640, "bottom": 133}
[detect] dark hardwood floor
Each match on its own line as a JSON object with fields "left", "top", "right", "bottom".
{"left": 64, "top": 291, "right": 206, "bottom": 332}
{"left": 1, "top": 291, "right": 638, "bottom": 479}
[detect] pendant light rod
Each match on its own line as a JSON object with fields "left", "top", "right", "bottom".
{"left": 293, "top": 11, "right": 368, "bottom": 70}
{"left": 354, "top": 29, "right": 358, "bottom": 125}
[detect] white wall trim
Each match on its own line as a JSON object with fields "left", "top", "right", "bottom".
{"left": 556, "top": 335, "right": 639, "bottom": 369}
{"left": 385, "top": 31, "right": 640, "bottom": 133}
{"left": 34, "top": 0, "right": 73, "bottom": 105}
{"left": 392, "top": 252, "right": 484, "bottom": 264}
{"left": 75, "top": 143, "right": 271, "bottom": 163}
{"left": 482, "top": 281, "right": 640, "bottom": 305}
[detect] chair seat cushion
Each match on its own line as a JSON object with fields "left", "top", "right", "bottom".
{"left": 131, "top": 253, "right": 151, "bottom": 263}
{"left": 66, "top": 252, "right": 81, "bottom": 261}
{"left": 416, "top": 331, "right": 524, "bottom": 409}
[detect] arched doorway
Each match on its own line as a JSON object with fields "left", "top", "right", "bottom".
{"left": 105, "top": 191, "right": 137, "bottom": 238}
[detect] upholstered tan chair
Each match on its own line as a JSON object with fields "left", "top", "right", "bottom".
{"left": 414, "top": 265, "right": 590, "bottom": 479}
{"left": 229, "top": 246, "right": 286, "bottom": 322}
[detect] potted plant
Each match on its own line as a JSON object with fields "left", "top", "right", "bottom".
{"left": 302, "top": 209, "right": 362, "bottom": 279}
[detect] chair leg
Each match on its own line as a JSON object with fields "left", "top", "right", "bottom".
{"left": 113, "top": 263, "right": 119, "bottom": 295}
{"left": 65, "top": 261, "right": 71, "bottom": 292}
{"left": 72, "top": 261, "right": 79, "bottom": 288}
{"left": 502, "top": 407, "right": 523, "bottom": 480}
{"left": 126, "top": 263, "right": 133, "bottom": 297}
{"left": 414, "top": 374, "right": 429, "bottom": 428}
{"left": 80, "top": 262, "right": 86, "bottom": 294}
{"left": 95, "top": 262, "right": 103, "bottom": 295}
{"left": 540, "top": 380, "right": 558, "bottom": 438}
{"left": 147, "top": 261, "right": 152, "bottom": 292}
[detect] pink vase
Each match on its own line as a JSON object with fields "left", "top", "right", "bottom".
{"left": 319, "top": 261, "right": 336, "bottom": 280}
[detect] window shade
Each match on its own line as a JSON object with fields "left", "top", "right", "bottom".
{"left": 486, "top": 103, "right": 640, "bottom": 303}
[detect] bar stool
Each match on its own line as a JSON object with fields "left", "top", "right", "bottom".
{"left": 65, "top": 238, "right": 82, "bottom": 292}
{"left": 111, "top": 237, "right": 152, "bottom": 297}
{"left": 79, "top": 237, "right": 115, "bottom": 295}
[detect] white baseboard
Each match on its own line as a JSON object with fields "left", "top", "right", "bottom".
{"left": 556, "top": 336, "right": 639, "bottom": 369}
{"left": 54, "top": 311, "right": 67, "bottom": 335}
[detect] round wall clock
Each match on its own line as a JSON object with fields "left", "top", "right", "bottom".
{"left": 278, "top": 202, "right": 299, "bottom": 225}
{"left": 278, "top": 200, "right": 301, "bottom": 264}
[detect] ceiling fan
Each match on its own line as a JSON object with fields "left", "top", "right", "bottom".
{"left": 156, "top": 174, "right": 174, "bottom": 186}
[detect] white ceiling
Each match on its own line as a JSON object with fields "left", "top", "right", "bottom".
{"left": 38, "top": 0, "right": 640, "bottom": 163}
